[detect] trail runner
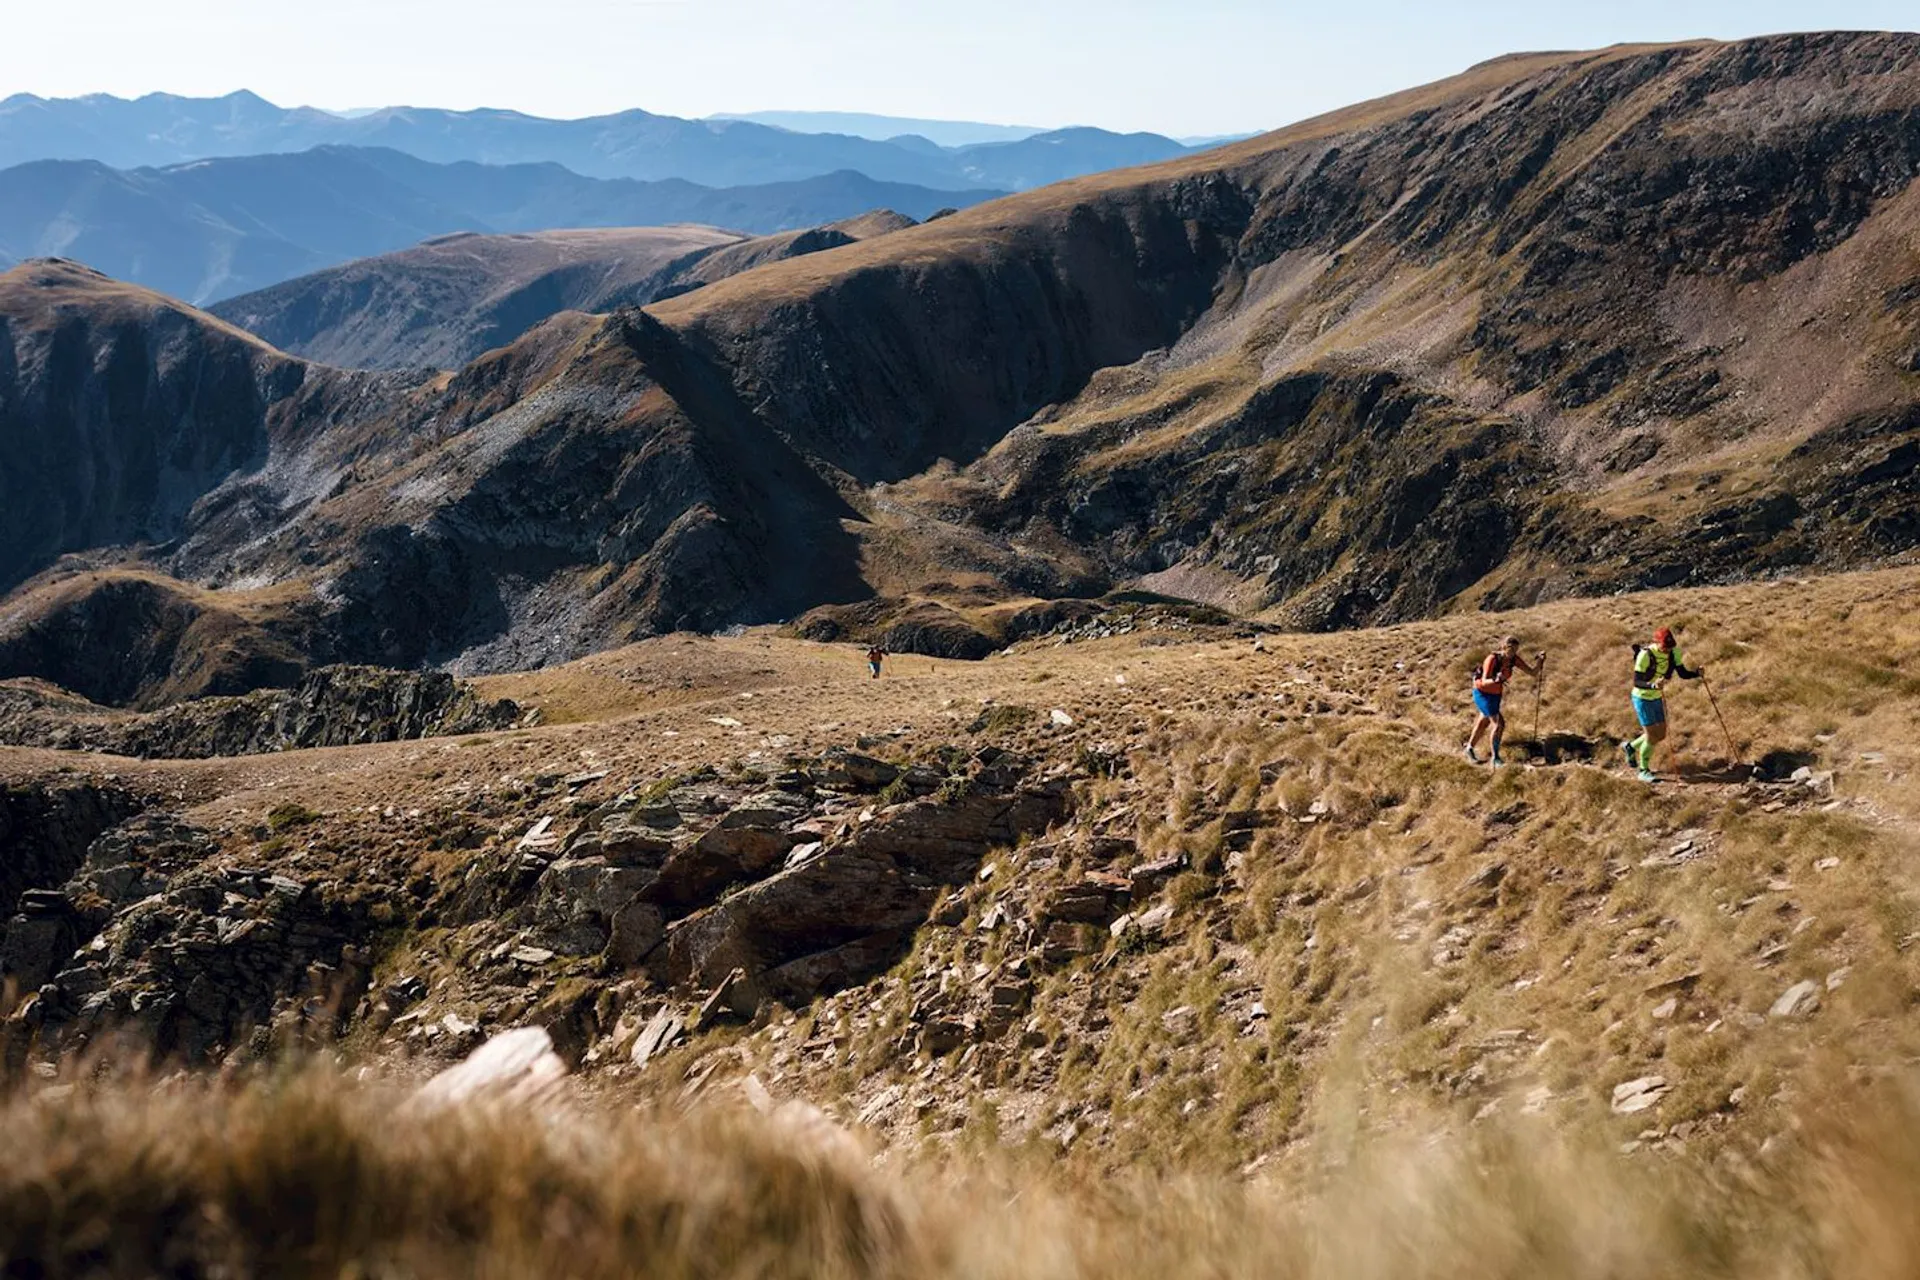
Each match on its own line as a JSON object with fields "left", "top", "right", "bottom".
{"left": 1622, "top": 626, "right": 1703, "bottom": 783}
{"left": 1465, "top": 635, "right": 1544, "bottom": 765}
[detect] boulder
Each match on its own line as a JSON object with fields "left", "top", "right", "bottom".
{"left": 1770, "top": 979, "right": 1822, "bottom": 1018}
{"left": 1610, "top": 1075, "right": 1669, "bottom": 1114}
{"left": 696, "top": 967, "right": 761, "bottom": 1025}
{"left": 811, "top": 748, "right": 900, "bottom": 792}
{"left": 531, "top": 856, "right": 663, "bottom": 959}
{"left": 629, "top": 1007, "right": 685, "bottom": 1069}
{"left": 917, "top": 1016, "right": 972, "bottom": 1056}
{"left": 416, "top": 1026, "right": 567, "bottom": 1109}
{"left": 644, "top": 792, "right": 812, "bottom": 912}
{"left": 1038, "top": 874, "right": 1131, "bottom": 925}
{"left": 1039, "top": 921, "right": 1104, "bottom": 966}
{"left": 984, "top": 980, "right": 1031, "bottom": 1033}
{"left": 1127, "top": 852, "right": 1186, "bottom": 896}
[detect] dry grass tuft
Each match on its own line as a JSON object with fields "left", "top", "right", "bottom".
{"left": 9, "top": 1064, "right": 1920, "bottom": 1277}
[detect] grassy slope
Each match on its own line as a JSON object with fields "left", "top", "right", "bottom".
{"left": 3, "top": 567, "right": 1920, "bottom": 1273}
{"left": 0, "top": 257, "right": 291, "bottom": 351}
{"left": 4, "top": 568, "right": 1917, "bottom": 1163}
{"left": 644, "top": 36, "right": 1920, "bottom": 625}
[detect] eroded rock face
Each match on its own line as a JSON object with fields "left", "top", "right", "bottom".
{"left": 0, "top": 776, "right": 149, "bottom": 924}
{"left": 2, "top": 810, "right": 376, "bottom": 1063}
{"left": 0, "top": 666, "right": 520, "bottom": 757}
{"left": 447, "top": 747, "right": 1067, "bottom": 1011}
{"left": 653, "top": 775, "right": 1070, "bottom": 999}
{"left": 0, "top": 261, "right": 307, "bottom": 597}
{"left": 0, "top": 812, "right": 208, "bottom": 996}
{"left": 1, "top": 743, "right": 1067, "bottom": 1069}
{"left": 28, "top": 865, "right": 372, "bottom": 1061}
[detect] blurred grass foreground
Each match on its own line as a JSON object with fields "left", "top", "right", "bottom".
{"left": 5, "top": 1054, "right": 1920, "bottom": 1279}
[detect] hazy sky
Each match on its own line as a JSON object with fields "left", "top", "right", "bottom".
{"left": 8, "top": 1, "right": 1919, "bottom": 135}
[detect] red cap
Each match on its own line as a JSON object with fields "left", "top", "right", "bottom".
{"left": 1654, "top": 627, "right": 1674, "bottom": 647}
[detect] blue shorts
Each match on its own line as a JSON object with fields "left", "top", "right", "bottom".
{"left": 1633, "top": 696, "right": 1665, "bottom": 727}
{"left": 1472, "top": 689, "right": 1502, "bottom": 717}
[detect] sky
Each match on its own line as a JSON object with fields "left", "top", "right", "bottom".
{"left": 7, "top": 0, "right": 1920, "bottom": 137}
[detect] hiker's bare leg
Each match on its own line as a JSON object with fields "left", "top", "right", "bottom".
{"left": 1467, "top": 715, "right": 1491, "bottom": 749}
{"left": 1491, "top": 712, "right": 1506, "bottom": 758}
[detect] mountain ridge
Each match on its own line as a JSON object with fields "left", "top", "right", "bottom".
{"left": 208, "top": 211, "right": 921, "bottom": 370}
{"left": 0, "top": 146, "right": 998, "bottom": 303}
{"left": 0, "top": 90, "right": 1192, "bottom": 190}
{"left": 4, "top": 33, "right": 1919, "bottom": 707}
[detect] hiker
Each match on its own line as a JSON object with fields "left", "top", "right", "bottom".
{"left": 1622, "top": 626, "right": 1703, "bottom": 782}
{"left": 866, "top": 645, "right": 887, "bottom": 679}
{"left": 1464, "top": 635, "right": 1544, "bottom": 765}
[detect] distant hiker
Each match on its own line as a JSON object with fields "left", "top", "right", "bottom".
{"left": 866, "top": 645, "right": 887, "bottom": 679}
{"left": 1622, "top": 626, "right": 1703, "bottom": 783}
{"left": 1464, "top": 635, "right": 1543, "bottom": 765}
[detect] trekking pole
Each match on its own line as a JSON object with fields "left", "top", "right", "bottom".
{"left": 1700, "top": 673, "right": 1739, "bottom": 763}
{"left": 1532, "top": 653, "right": 1545, "bottom": 752}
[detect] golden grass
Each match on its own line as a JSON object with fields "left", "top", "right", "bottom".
{"left": 0, "top": 258, "right": 291, "bottom": 353}
{"left": 6, "top": 567, "right": 1920, "bottom": 1229}
{"left": 747, "top": 566, "right": 1920, "bottom": 1175}
{"left": 7, "top": 1061, "right": 1920, "bottom": 1278}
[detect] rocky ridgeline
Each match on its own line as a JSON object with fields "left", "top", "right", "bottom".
{"left": 0, "top": 666, "right": 522, "bottom": 759}
{"left": 793, "top": 595, "right": 1255, "bottom": 660}
{"left": 0, "top": 744, "right": 1074, "bottom": 1070}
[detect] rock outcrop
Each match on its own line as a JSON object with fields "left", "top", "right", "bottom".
{"left": 2, "top": 805, "right": 397, "bottom": 1065}
{"left": 464, "top": 746, "right": 1068, "bottom": 1003}
{"left": 1, "top": 743, "right": 1066, "bottom": 1067}
{"left": 0, "top": 666, "right": 520, "bottom": 757}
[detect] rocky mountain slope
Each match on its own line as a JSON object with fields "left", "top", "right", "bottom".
{"left": 210, "top": 213, "right": 918, "bottom": 370}
{"left": 5, "top": 33, "right": 1920, "bottom": 703}
{"left": 1, "top": 565, "right": 1914, "bottom": 1182}
{"left": 0, "top": 261, "right": 403, "bottom": 599}
{"left": 207, "top": 226, "right": 747, "bottom": 371}
{"left": 0, "top": 146, "right": 992, "bottom": 302}
{"left": 0, "top": 89, "right": 1189, "bottom": 189}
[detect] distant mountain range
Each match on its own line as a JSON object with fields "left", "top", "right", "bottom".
{"left": 716, "top": 110, "right": 1259, "bottom": 152}
{"left": 0, "top": 91, "right": 1195, "bottom": 191}
{"left": 0, "top": 146, "right": 999, "bottom": 302}
{"left": 710, "top": 111, "right": 1046, "bottom": 148}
